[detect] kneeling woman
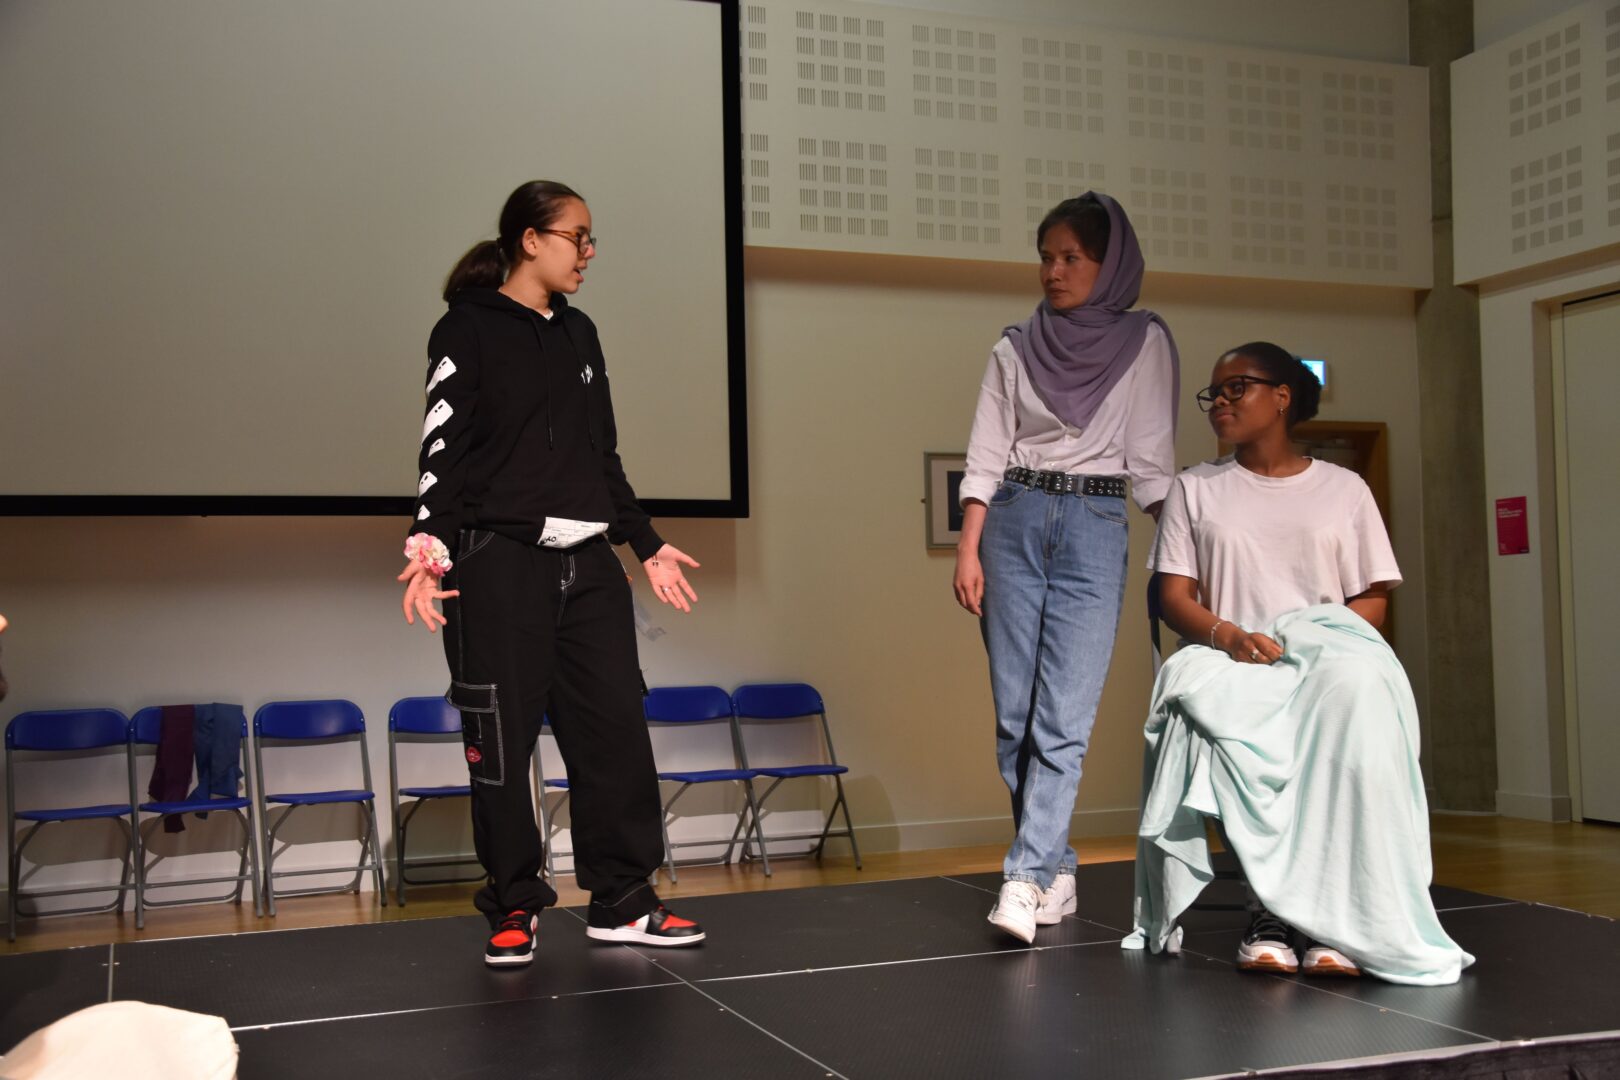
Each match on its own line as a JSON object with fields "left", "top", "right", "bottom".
{"left": 1124, "top": 342, "right": 1473, "bottom": 986}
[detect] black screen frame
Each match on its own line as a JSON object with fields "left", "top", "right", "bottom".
{"left": 0, "top": 0, "right": 748, "bottom": 522}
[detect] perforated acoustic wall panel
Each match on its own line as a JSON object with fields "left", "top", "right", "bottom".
{"left": 741, "top": 0, "right": 1432, "bottom": 287}
{"left": 1453, "top": 0, "right": 1620, "bottom": 283}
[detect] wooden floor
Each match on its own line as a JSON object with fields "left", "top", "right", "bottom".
{"left": 3, "top": 814, "right": 1614, "bottom": 955}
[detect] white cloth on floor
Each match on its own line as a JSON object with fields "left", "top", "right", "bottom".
{"left": 0, "top": 1001, "right": 237, "bottom": 1080}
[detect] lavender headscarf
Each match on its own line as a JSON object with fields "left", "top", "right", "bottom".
{"left": 1003, "top": 192, "right": 1180, "bottom": 433}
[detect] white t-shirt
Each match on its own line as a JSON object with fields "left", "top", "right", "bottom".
{"left": 1149, "top": 456, "right": 1401, "bottom": 632}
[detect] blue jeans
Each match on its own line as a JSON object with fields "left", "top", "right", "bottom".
{"left": 979, "top": 480, "right": 1130, "bottom": 888}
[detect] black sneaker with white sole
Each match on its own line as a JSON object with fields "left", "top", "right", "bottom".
{"left": 1236, "top": 907, "right": 1299, "bottom": 973}
{"left": 585, "top": 904, "right": 706, "bottom": 946}
{"left": 485, "top": 910, "right": 539, "bottom": 967}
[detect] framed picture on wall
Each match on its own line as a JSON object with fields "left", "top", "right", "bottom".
{"left": 923, "top": 452, "right": 969, "bottom": 549}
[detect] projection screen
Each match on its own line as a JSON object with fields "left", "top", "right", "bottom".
{"left": 0, "top": 0, "right": 746, "bottom": 517}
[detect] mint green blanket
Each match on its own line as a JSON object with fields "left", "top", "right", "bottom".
{"left": 1121, "top": 604, "right": 1474, "bottom": 986}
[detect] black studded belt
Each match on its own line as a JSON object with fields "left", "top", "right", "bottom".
{"left": 1004, "top": 467, "right": 1127, "bottom": 499}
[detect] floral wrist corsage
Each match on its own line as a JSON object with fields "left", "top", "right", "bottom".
{"left": 404, "top": 533, "right": 453, "bottom": 577}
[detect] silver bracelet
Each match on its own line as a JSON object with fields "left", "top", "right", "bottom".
{"left": 1209, "top": 619, "right": 1227, "bottom": 648}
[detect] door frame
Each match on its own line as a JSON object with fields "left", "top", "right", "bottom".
{"left": 1550, "top": 288, "right": 1620, "bottom": 824}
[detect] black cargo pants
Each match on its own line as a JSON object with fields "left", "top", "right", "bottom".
{"left": 441, "top": 530, "right": 664, "bottom": 928}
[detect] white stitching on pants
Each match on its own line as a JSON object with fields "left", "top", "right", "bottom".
{"left": 459, "top": 529, "right": 496, "bottom": 561}
{"left": 557, "top": 553, "right": 577, "bottom": 626}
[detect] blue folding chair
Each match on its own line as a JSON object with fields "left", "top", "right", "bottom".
{"left": 252, "top": 699, "right": 385, "bottom": 915}
{"left": 6, "top": 708, "right": 136, "bottom": 941}
{"left": 645, "top": 686, "right": 770, "bottom": 883}
{"left": 730, "top": 683, "right": 861, "bottom": 869}
{"left": 387, "top": 696, "right": 485, "bottom": 905}
{"left": 127, "top": 707, "right": 262, "bottom": 929}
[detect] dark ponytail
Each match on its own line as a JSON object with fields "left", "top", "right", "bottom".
{"left": 442, "top": 179, "right": 584, "bottom": 301}
{"left": 1226, "top": 341, "right": 1322, "bottom": 428}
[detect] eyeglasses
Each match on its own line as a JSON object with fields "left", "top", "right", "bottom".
{"left": 1195, "top": 375, "right": 1283, "bottom": 412}
{"left": 538, "top": 229, "right": 598, "bottom": 255}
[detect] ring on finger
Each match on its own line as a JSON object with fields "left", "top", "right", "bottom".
{"left": 1250, "top": 648, "right": 1261, "bottom": 660}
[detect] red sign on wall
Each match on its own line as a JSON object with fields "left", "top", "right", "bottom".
{"left": 1495, "top": 496, "right": 1530, "bottom": 556}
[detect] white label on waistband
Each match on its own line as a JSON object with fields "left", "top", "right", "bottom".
{"left": 537, "top": 518, "right": 609, "bottom": 549}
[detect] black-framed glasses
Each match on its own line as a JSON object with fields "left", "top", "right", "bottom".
{"left": 539, "top": 229, "right": 598, "bottom": 254}
{"left": 1195, "top": 375, "right": 1283, "bottom": 412}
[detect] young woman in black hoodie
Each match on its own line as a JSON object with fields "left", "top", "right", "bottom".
{"left": 398, "top": 180, "right": 705, "bottom": 966}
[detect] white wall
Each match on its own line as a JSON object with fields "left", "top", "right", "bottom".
{"left": 740, "top": 0, "right": 1431, "bottom": 286}
{"left": 1477, "top": 253, "right": 1620, "bottom": 821}
{"left": 1451, "top": 1, "right": 1620, "bottom": 284}
{"left": 0, "top": 0, "right": 1432, "bottom": 897}
{"left": 906, "top": 0, "right": 1410, "bottom": 63}
{"left": 1452, "top": 0, "right": 1620, "bottom": 819}
{"left": 1473, "top": 0, "right": 1589, "bottom": 48}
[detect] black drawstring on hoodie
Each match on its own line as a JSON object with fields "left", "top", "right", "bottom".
{"left": 525, "top": 313, "right": 554, "bottom": 449}
{"left": 526, "top": 309, "right": 595, "bottom": 451}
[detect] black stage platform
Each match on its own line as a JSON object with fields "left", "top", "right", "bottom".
{"left": 3, "top": 861, "right": 1617, "bottom": 1078}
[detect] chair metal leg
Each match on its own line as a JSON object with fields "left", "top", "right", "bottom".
{"left": 118, "top": 818, "right": 136, "bottom": 909}
{"left": 811, "top": 802, "right": 840, "bottom": 861}
{"left": 659, "top": 811, "right": 677, "bottom": 885}
{"left": 133, "top": 814, "right": 148, "bottom": 931}
{"left": 8, "top": 821, "right": 19, "bottom": 942}
{"left": 743, "top": 780, "right": 772, "bottom": 877}
{"left": 544, "top": 790, "right": 572, "bottom": 881}
{"left": 738, "top": 777, "right": 785, "bottom": 866}
{"left": 836, "top": 776, "right": 862, "bottom": 869}
{"left": 10, "top": 822, "right": 42, "bottom": 932}
{"left": 263, "top": 805, "right": 288, "bottom": 917}
{"left": 720, "top": 800, "right": 752, "bottom": 864}
{"left": 230, "top": 815, "right": 249, "bottom": 906}
{"left": 394, "top": 804, "right": 408, "bottom": 907}
{"left": 365, "top": 802, "right": 387, "bottom": 906}
{"left": 809, "top": 779, "right": 855, "bottom": 862}
{"left": 659, "top": 783, "right": 690, "bottom": 884}
{"left": 244, "top": 809, "right": 264, "bottom": 917}
{"left": 534, "top": 786, "right": 557, "bottom": 884}
{"left": 255, "top": 749, "right": 275, "bottom": 918}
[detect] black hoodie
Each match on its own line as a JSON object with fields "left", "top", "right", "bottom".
{"left": 409, "top": 288, "right": 663, "bottom": 562}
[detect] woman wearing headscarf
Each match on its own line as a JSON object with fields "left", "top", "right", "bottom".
{"left": 954, "top": 193, "right": 1179, "bottom": 942}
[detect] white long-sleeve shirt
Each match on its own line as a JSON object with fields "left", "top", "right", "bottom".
{"left": 959, "top": 322, "right": 1177, "bottom": 512}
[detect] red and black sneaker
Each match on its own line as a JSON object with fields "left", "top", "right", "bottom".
{"left": 585, "top": 904, "right": 705, "bottom": 947}
{"left": 485, "top": 910, "right": 538, "bottom": 967}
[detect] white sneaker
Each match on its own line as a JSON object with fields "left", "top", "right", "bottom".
{"left": 1302, "top": 943, "right": 1361, "bottom": 977}
{"left": 1034, "top": 872, "right": 1077, "bottom": 925}
{"left": 987, "top": 880, "right": 1041, "bottom": 943}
